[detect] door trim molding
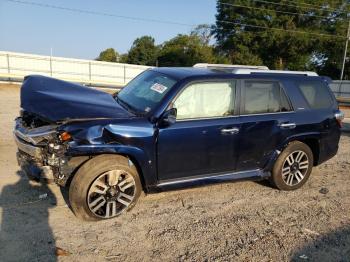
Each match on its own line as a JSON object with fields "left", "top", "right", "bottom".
{"left": 155, "top": 169, "right": 270, "bottom": 191}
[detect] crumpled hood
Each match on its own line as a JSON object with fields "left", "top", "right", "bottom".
{"left": 21, "top": 75, "right": 132, "bottom": 122}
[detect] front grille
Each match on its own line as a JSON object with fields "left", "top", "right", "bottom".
{"left": 14, "top": 135, "right": 43, "bottom": 160}
{"left": 14, "top": 118, "right": 57, "bottom": 145}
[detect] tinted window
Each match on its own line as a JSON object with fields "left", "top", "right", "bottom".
{"left": 174, "top": 81, "right": 236, "bottom": 120}
{"left": 117, "top": 70, "right": 176, "bottom": 113}
{"left": 243, "top": 81, "right": 292, "bottom": 114}
{"left": 297, "top": 80, "right": 333, "bottom": 109}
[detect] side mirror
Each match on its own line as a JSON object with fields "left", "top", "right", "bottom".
{"left": 160, "top": 108, "right": 177, "bottom": 127}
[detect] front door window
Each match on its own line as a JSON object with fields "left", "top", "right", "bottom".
{"left": 174, "top": 81, "right": 236, "bottom": 120}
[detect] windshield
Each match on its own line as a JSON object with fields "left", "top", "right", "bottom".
{"left": 117, "top": 70, "right": 177, "bottom": 114}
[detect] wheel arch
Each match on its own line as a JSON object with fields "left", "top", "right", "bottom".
{"left": 297, "top": 138, "right": 320, "bottom": 166}
{"left": 281, "top": 133, "right": 320, "bottom": 166}
{"left": 264, "top": 133, "right": 321, "bottom": 171}
{"left": 66, "top": 144, "right": 157, "bottom": 192}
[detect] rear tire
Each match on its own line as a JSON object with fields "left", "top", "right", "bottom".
{"left": 271, "top": 141, "right": 313, "bottom": 191}
{"left": 69, "top": 154, "right": 142, "bottom": 221}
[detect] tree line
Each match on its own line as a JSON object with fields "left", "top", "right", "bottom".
{"left": 97, "top": 0, "right": 349, "bottom": 80}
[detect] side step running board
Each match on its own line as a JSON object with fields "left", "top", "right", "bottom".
{"left": 156, "top": 169, "right": 270, "bottom": 191}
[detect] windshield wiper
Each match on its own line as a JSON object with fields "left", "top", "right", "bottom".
{"left": 116, "top": 96, "right": 131, "bottom": 111}
{"left": 116, "top": 95, "right": 145, "bottom": 116}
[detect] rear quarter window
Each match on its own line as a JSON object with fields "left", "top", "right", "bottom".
{"left": 297, "top": 80, "right": 334, "bottom": 109}
{"left": 242, "top": 80, "right": 292, "bottom": 115}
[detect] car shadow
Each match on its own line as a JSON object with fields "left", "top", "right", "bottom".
{"left": 255, "top": 179, "right": 274, "bottom": 189}
{"left": 341, "top": 130, "right": 350, "bottom": 137}
{"left": 59, "top": 186, "right": 71, "bottom": 210}
{"left": 0, "top": 171, "right": 57, "bottom": 261}
{"left": 291, "top": 225, "right": 350, "bottom": 261}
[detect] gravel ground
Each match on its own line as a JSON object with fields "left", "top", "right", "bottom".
{"left": 0, "top": 84, "right": 349, "bottom": 262}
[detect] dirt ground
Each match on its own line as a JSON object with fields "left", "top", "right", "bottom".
{"left": 0, "top": 83, "right": 349, "bottom": 262}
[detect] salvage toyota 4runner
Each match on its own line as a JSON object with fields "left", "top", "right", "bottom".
{"left": 14, "top": 64, "right": 344, "bottom": 221}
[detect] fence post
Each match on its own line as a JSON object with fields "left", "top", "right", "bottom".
{"left": 6, "top": 53, "right": 10, "bottom": 74}
{"left": 49, "top": 56, "right": 53, "bottom": 77}
{"left": 124, "top": 65, "right": 126, "bottom": 84}
{"left": 89, "top": 62, "right": 92, "bottom": 83}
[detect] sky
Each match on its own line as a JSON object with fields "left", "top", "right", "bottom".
{"left": 0, "top": 0, "right": 217, "bottom": 59}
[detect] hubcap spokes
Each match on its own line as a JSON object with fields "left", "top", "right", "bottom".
{"left": 87, "top": 170, "right": 136, "bottom": 218}
{"left": 282, "top": 150, "right": 309, "bottom": 186}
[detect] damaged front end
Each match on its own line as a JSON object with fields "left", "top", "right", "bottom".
{"left": 14, "top": 111, "right": 88, "bottom": 186}
{"left": 15, "top": 75, "right": 135, "bottom": 186}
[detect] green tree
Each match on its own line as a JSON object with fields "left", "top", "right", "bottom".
{"left": 119, "top": 53, "right": 129, "bottom": 63}
{"left": 157, "top": 34, "right": 219, "bottom": 66}
{"left": 213, "top": 0, "right": 348, "bottom": 78}
{"left": 96, "top": 48, "right": 118, "bottom": 62}
{"left": 191, "top": 24, "right": 214, "bottom": 45}
{"left": 312, "top": 5, "right": 350, "bottom": 79}
{"left": 127, "top": 36, "right": 159, "bottom": 66}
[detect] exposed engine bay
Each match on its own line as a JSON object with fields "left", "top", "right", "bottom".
{"left": 14, "top": 111, "right": 88, "bottom": 186}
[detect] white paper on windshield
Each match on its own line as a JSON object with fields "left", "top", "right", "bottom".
{"left": 150, "top": 83, "right": 167, "bottom": 94}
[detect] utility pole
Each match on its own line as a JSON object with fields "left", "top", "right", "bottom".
{"left": 340, "top": 19, "right": 350, "bottom": 81}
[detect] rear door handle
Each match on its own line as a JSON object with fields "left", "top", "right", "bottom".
{"left": 279, "top": 123, "right": 296, "bottom": 129}
{"left": 221, "top": 127, "right": 239, "bottom": 134}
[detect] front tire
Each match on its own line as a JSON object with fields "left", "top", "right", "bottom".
{"left": 69, "top": 155, "right": 142, "bottom": 221}
{"left": 271, "top": 141, "right": 313, "bottom": 191}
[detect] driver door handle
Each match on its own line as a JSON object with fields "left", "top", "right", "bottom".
{"left": 279, "top": 122, "right": 296, "bottom": 129}
{"left": 221, "top": 127, "right": 239, "bottom": 134}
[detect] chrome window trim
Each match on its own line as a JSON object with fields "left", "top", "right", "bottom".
{"left": 176, "top": 109, "right": 295, "bottom": 122}
{"left": 239, "top": 111, "right": 295, "bottom": 117}
{"left": 176, "top": 114, "right": 240, "bottom": 122}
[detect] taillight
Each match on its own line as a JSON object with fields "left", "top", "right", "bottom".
{"left": 335, "top": 110, "right": 345, "bottom": 127}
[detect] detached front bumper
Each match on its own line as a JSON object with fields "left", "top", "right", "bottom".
{"left": 16, "top": 151, "right": 54, "bottom": 182}
{"left": 13, "top": 118, "right": 57, "bottom": 182}
{"left": 13, "top": 118, "right": 90, "bottom": 185}
{"left": 14, "top": 134, "right": 43, "bottom": 160}
{"left": 15, "top": 140, "right": 55, "bottom": 182}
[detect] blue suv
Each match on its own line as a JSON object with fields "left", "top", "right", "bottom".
{"left": 14, "top": 65, "right": 344, "bottom": 220}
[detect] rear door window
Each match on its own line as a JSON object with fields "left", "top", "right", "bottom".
{"left": 242, "top": 80, "right": 292, "bottom": 115}
{"left": 297, "top": 80, "right": 333, "bottom": 109}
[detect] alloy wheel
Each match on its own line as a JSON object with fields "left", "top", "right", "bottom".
{"left": 87, "top": 169, "right": 136, "bottom": 218}
{"left": 281, "top": 150, "right": 309, "bottom": 186}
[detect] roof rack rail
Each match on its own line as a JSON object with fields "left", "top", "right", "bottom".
{"left": 193, "top": 63, "right": 269, "bottom": 70}
{"left": 193, "top": 63, "right": 318, "bottom": 76}
{"left": 232, "top": 68, "right": 318, "bottom": 76}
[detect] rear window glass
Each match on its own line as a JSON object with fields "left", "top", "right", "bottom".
{"left": 243, "top": 81, "right": 292, "bottom": 114}
{"left": 297, "top": 80, "right": 333, "bottom": 109}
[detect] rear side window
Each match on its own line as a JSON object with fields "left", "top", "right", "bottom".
{"left": 297, "top": 80, "right": 333, "bottom": 109}
{"left": 243, "top": 81, "right": 292, "bottom": 115}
